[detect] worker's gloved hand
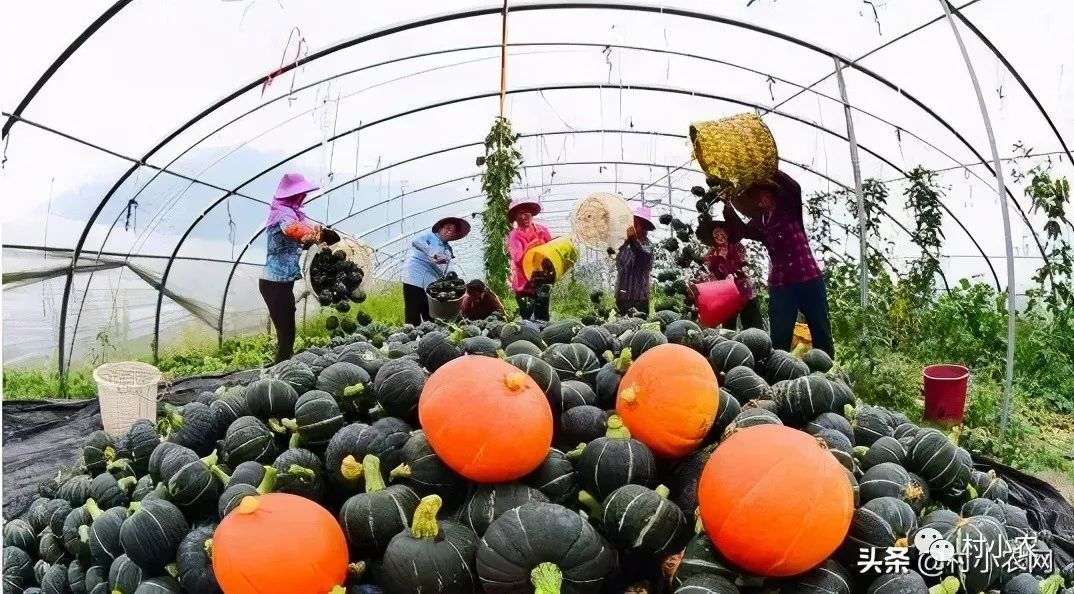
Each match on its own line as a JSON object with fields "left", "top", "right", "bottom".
{"left": 320, "top": 228, "right": 341, "bottom": 246}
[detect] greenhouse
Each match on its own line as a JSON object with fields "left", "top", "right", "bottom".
{"left": 1, "top": 1, "right": 1072, "bottom": 593}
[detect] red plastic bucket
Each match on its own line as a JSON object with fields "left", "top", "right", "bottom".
{"left": 923, "top": 364, "right": 970, "bottom": 425}
{"left": 692, "top": 278, "right": 747, "bottom": 328}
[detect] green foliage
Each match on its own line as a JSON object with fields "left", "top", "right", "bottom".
{"left": 3, "top": 369, "right": 97, "bottom": 399}
{"left": 902, "top": 167, "right": 946, "bottom": 299}
{"left": 479, "top": 116, "right": 522, "bottom": 299}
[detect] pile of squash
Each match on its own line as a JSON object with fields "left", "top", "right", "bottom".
{"left": 4, "top": 313, "right": 1071, "bottom": 594}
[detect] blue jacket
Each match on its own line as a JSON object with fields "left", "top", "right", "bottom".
{"left": 262, "top": 221, "right": 303, "bottom": 282}
{"left": 403, "top": 230, "right": 452, "bottom": 288}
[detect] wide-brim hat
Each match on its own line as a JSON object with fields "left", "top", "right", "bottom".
{"left": 632, "top": 206, "right": 656, "bottom": 231}
{"left": 508, "top": 199, "right": 542, "bottom": 220}
{"left": 433, "top": 216, "right": 471, "bottom": 239}
{"left": 274, "top": 173, "right": 319, "bottom": 200}
{"left": 696, "top": 217, "right": 736, "bottom": 247}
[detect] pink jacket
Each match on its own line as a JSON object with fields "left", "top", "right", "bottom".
{"left": 507, "top": 223, "right": 552, "bottom": 295}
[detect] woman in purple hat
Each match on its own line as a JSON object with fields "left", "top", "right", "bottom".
{"left": 261, "top": 173, "right": 336, "bottom": 363}
{"left": 615, "top": 206, "right": 656, "bottom": 315}
{"left": 402, "top": 216, "right": 470, "bottom": 325}
{"left": 507, "top": 199, "right": 553, "bottom": 321}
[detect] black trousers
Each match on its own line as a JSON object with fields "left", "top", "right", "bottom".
{"left": 259, "top": 279, "right": 296, "bottom": 364}
{"left": 616, "top": 298, "right": 649, "bottom": 316}
{"left": 726, "top": 297, "right": 764, "bottom": 331}
{"left": 769, "top": 275, "right": 835, "bottom": 358}
{"left": 403, "top": 283, "right": 431, "bottom": 327}
{"left": 516, "top": 286, "right": 551, "bottom": 322}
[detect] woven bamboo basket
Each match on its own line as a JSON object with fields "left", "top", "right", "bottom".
{"left": 570, "top": 192, "right": 635, "bottom": 250}
{"left": 94, "top": 361, "right": 162, "bottom": 436}
{"left": 301, "top": 232, "right": 376, "bottom": 298}
{"left": 689, "top": 113, "right": 778, "bottom": 197}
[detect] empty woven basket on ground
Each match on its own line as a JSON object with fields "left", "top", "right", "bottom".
{"left": 94, "top": 361, "right": 162, "bottom": 436}
{"left": 570, "top": 192, "right": 634, "bottom": 250}
{"left": 689, "top": 113, "right": 778, "bottom": 196}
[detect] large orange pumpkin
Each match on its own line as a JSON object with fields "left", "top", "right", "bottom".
{"left": 697, "top": 424, "right": 854, "bottom": 577}
{"left": 212, "top": 493, "right": 349, "bottom": 593}
{"left": 419, "top": 355, "right": 553, "bottom": 482}
{"left": 616, "top": 343, "right": 719, "bottom": 458}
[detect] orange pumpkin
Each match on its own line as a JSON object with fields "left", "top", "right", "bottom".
{"left": 212, "top": 493, "right": 349, "bottom": 594}
{"left": 616, "top": 343, "right": 719, "bottom": 458}
{"left": 419, "top": 355, "right": 553, "bottom": 482}
{"left": 697, "top": 424, "right": 854, "bottom": 577}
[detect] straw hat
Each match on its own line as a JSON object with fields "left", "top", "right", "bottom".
{"left": 695, "top": 217, "right": 738, "bottom": 247}
{"left": 433, "top": 216, "right": 471, "bottom": 239}
{"left": 508, "top": 199, "right": 542, "bottom": 221}
{"left": 274, "top": 173, "right": 319, "bottom": 200}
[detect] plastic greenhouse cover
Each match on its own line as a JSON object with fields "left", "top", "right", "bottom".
{"left": 2, "top": 0, "right": 1072, "bottom": 369}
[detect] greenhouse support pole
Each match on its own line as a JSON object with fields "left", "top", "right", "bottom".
{"left": 939, "top": 0, "right": 1015, "bottom": 439}
{"left": 834, "top": 58, "right": 868, "bottom": 308}
{"left": 499, "top": 0, "right": 509, "bottom": 117}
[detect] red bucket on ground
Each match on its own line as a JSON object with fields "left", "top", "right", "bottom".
{"left": 692, "top": 278, "right": 747, "bottom": 328}
{"left": 923, "top": 364, "right": 970, "bottom": 425}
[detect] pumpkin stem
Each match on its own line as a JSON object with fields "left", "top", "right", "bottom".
{"left": 340, "top": 455, "right": 364, "bottom": 482}
{"left": 614, "top": 347, "right": 633, "bottom": 372}
{"left": 565, "top": 443, "right": 586, "bottom": 459}
{"left": 531, "top": 562, "right": 563, "bottom": 594}
{"left": 288, "top": 432, "right": 304, "bottom": 449}
{"left": 237, "top": 496, "right": 260, "bottom": 514}
{"left": 389, "top": 463, "right": 411, "bottom": 480}
{"left": 894, "top": 536, "right": 908, "bottom": 548}
{"left": 619, "top": 385, "right": 639, "bottom": 405}
{"left": 411, "top": 495, "right": 443, "bottom": 539}
{"left": 927, "top": 576, "right": 961, "bottom": 594}
{"left": 852, "top": 446, "right": 869, "bottom": 458}
{"left": 203, "top": 538, "right": 213, "bottom": 559}
{"left": 200, "top": 450, "right": 219, "bottom": 468}
{"left": 368, "top": 404, "right": 388, "bottom": 420}
{"left": 577, "top": 491, "right": 603, "bottom": 521}
{"left": 284, "top": 464, "right": 316, "bottom": 482}
{"left": 165, "top": 563, "right": 179, "bottom": 580}
{"left": 280, "top": 418, "right": 300, "bottom": 433}
{"left": 504, "top": 371, "right": 530, "bottom": 392}
{"left": 790, "top": 342, "right": 809, "bottom": 358}
{"left": 256, "top": 466, "right": 277, "bottom": 494}
{"left": 965, "top": 483, "right": 979, "bottom": 500}
{"left": 103, "top": 445, "right": 117, "bottom": 462}
{"left": 1039, "top": 574, "right": 1064, "bottom": 594}
{"left": 602, "top": 350, "right": 615, "bottom": 363}
{"left": 78, "top": 524, "right": 90, "bottom": 544}
{"left": 605, "top": 415, "right": 631, "bottom": 439}
{"left": 84, "top": 498, "right": 103, "bottom": 520}
{"left": 496, "top": 349, "right": 507, "bottom": 359}
{"left": 342, "top": 383, "right": 365, "bottom": 399}
{"left": 362, "top": 455, "right": 386, "bottom": 493}
{"left": 694, "top": 508, "right": 704, "bottom": 534}
{"left": 348, "top": 561, "right": 367, "bottom": 581}
{"left": 905, "top": 484, "right": 925, "bottom": 502}
{"left": 328, "top": 587, "right": 346, "bottom": 594}
{"left": 843, "top": 404, "right": 857, "bottom": 422}
{"left": 128, "top": 501, "right": 142, "bottom": 515}
{"left": 116, "top": 476, "right": 138, "bottom": 492}
{"left": 267, "top": 418, "right": 288, "bottom": 434}
{"left": 210, "top": 464, "right": 231, "bottom": 486}
{"left": 654, "top": 485, "right": 670, "bottom": 498}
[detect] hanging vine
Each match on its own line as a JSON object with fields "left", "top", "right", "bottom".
{"left": 902, "top": 167, "right": 946, "bottom": 299}
{"left": 806, "top": 190, "right": 838, "bottom": 262}
{"left": 478, "top": 116, "right": 523, "bottom": 298}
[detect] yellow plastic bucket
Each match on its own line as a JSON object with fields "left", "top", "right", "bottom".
{"left": 523, "top": 236, "right": 579, "bottom": 282}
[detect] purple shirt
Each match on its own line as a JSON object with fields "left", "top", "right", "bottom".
{"left": 724, "top": 171, "right": 821, "bottom": 288}
{"left": 615, "top": 237, "right": 654, "bottom": 301}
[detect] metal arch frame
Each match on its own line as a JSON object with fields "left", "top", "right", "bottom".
{"left": 52, "top": 1, "right": 1043, "bottom": 378}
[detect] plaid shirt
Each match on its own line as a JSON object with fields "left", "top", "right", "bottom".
{"left": 704, "top": 243, "right": 756, "bottom": 300}
{"left": 724, "top": 172, "right": 821, "bottom": 288}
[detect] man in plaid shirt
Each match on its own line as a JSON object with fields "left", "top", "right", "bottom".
{"left": 723, "top": 171, "right": 835, "bottom": 357}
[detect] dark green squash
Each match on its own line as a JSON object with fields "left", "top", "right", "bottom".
{"left": 216, "top": 465, "right": 275, "bottom": 519}
{"left": 602, "top": 484, "right": 691, "bottom": 557}
{"left": 26, "top": 497, "right": 53, "bottom": 534}
{"left": 673, "top": 533, "right": 739, "bottom": 587}
{"left": 416, "top": 331, "right": 464, "bottom": 372}
{"left": 288, "top": 390, "right": 345, "bottom": 447}
{"left": 667, "top": 443, "right": 714, "bottom": 517}
{"left": 558, "top": 380, "right": 597, "bottom": 411}
{"left": 476, "top": 502, "right": 616, "bottom": 593}
{"left": 163, "top": 402, "right": 219, "bottom": 457}
{"left": 858, "top": 436, "right": 906, "bottom": 471}
{"left": 325, "top": 418, "right": 411, "bottom": 493}
{"left": 593, "top": 349, "right": 631, "bottom": 409}
{"left": 968, "top": 469, "right": 1009, "bottom": 502}
{"left": 4, "top": 544, "right": 35, "bottom": 584}
{"left": 523, "top": 449, "right": 577, "bottom": 505}
{"left": 572, "top": 326, "right": 616, "bottom": 358}
{"left": 806, "top": 412, "right": 854, "bottom": 443}
{"left": 764, "top": 350, "right": 809, "bottom": 384}
{"left": 674, "top": 573, "right": 739, "bottom": 593}
{"left": 999, "top": 503, "right": 1033, "bottom": 540}
{"left": 209, "top": 394, "right": 249, "bottom": 435}
{"left": 960, "top": 498, "right": 1006, "bottom": 524}
{"left": 133, "top": 576, "right": 182, "bottom": 593}
{"left": 722, "top": 408, "right": 783, "bottom": 439}
{"left": 34, "top": 559, "right": 49, "bottom": 583}
{"left": 800, "top": 348, "right": 834, "bottom": 374}
{"left": 381, "top": 495, "right": 479, "bottom": 594}
{"left": 504, "top": 340, "right": 543, "bottom": 357}
{"left": 66, "top": 559, "right": 86, "bottom": 594}
{"left": 118, "top": 420, "right": 159, "bottom": 476}
{"left": 907, "top": 428, "right": 971, "bottom": 493}
{"left": 851, "top": 405, "right": 895, "bottom": 447}
{"left": 815, "top": 428, "right": 857, "bottom": 473}
{"left": 87, "top": 505, "right": 127, "bottom": 567}
{"left": 372, "top": 358, "right": 426, "bottom": 421}
{"left": 88, "top": 473, "right": 134, "bottom": 510}
{"left": 666, "top": 320, "right": 705, "bottom": 353}
{"left": 338, "top": 455, "right": 420, "bottom": 558}
{"left": 57, "top": 476, "right": 92, "bottom": 507}
{"left": 117, "top": 499, "right": 188, "bottom": 574}
{"left": 61, "top": 501, "right": 98, "bottom": 562}
{"left": 542, "top": 319, "right": 584, "bottom": 345}
{"left": 4, "top": 519, "right": 37, "bottom": 552}
{"left": 221, "top": 417, "right": 278, "bottom": 466}
{"left": 338, "top": 342, "right": 389, "bottom": 379}
{"left": 744, "top": 398, "right": 782, "bottom": 415}
{"left": 859, "top": 462, "right": 931, "bottom": 513}
{"left": 316, "top": 361, "right": 372, "bottom": 416}
{"left": 733, "top": 327, "right": 773, "bottom": 364}
{"left": 389, "top": 430, "right": 470, "bottom": 511}
{"left": 43, "top": 499, "right": 74, "bottom": 538}
{"left": 505, "top": 354, "right": 562, "bottom": 410}
{"left": 107, "top": 554, "right": 143, "bottom": 593}
{"left": 244, "top": 378, "right": 300, "bottom": 422}
{"left": 576, "top": 416, "right": 656, "bottom": 500}
{"left": 777, "top": 375, "right": 855, "bottom": 427}
{"left": 461, "top": 335, "right": 501, "bottom": 357}
{"left": 84, "top": 564, "right": 108, "bottom": 594}
{"left": 40, "top": 562, "right": 68, "bottom": 593}
{"left": 893, "top": 422, "right": 919, "bottom": 442}
{"left": 722, "top": 366, "right": 772, "bottom": 405}
{"left": 866, "top": 571, "right": 927, "bottom": 593}
{"left": 781, "top": 559, "right": 853, "bottom": 594}
{"left": 175, "top": 525, "right": 220, "bottom": 594}
{"left": 83, "top": 432, "right": 116, "bottom": 477}
{"left": 558, "top": 405, "right": 608, "bottom": 449}
{"left": 541, "top": 343, "right": 602, "bottom": 387}
{"left": 649, "top": 310, "right": 682, "bottom": 329}
{"left": 628, "top": 327, "right": 669, "bottom": 358}
{"left": 459, "top": 483, "right": 549, "bottom": 536}
{"left": 916, "top": 510, "right": 1006, "bottom": 593}
{"left": 271, "top": 448, "right": 325, "bottom": 501}
{"left": 707, "top": 389, "right": 741, "bottom": 443}
{"left": 844, "top": 496, "right": 917, "bottom": 551}
{"left": 38, "top": 528, "right": 69, "bottom": 564}
{"left": 210, "top": 460, "right": 271, "bottom": 490}
{"left": 499, "top": 322, "right": 546, "bottom": 351}
{"left": 263, "top": 359, "right": 317, "bottom": 394}
{"left": 148, "top": 442, "right": 199, "bottom": 484}
{"left": 708, "top": 341, "right": 754, "bottom": 376}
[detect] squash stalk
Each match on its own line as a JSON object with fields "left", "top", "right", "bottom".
{"left": 340, "top": 455, "right": 364, "bottom": 482}
{"left": 605, "top": 415, "right": 631, "bottom": 439}
{"left": 411, "top": 495, "right": 443, "bottom": 539}
{"left": 210, "top": 465, "right": 232, "bottom": 486}
{"left": 342, "top": 383, "right": 365, "bottom": 399}
{"left": 614, "top": 347, "right": 632, "bottom": 373}
{"left": 565, "top": 443, "right": 586, "bottom": 460}
{"left": 164, "top": 563, "right": 179, "bottom": 580}
{"left": 531, "top": 562, "right": 563, "bottom": 594}
{"left": 1040, "top": 574, "right": 1063, "bottom": 594}
{"left": 267, "top": 418, "right": 288, "bottom": 434}
{"left": 256, "top": 466, "right": 277, "bottom": 494}
{"left": 389, "top": 463, "right": 411, "bottom": 480}
{"left": 83, "top": 498, "right": 104, "bottom": 520}
{"left": 203, "top": 538, "right": 213, "bottom": 559}
{"left": 362, "top": 455, "right": 386, "bottom": 493}
{"left": 284, "top": 464, "right": 316, "bottom": 482}
{"left": 577, "top": 491, "right": 603, "bottom": 521}
{"left": 927, "top": 576, "right": 960, "bottom": 594}
{"left": 654, "top": 485, "right": 670, "bottom": 498}
{"left": 103, "top": 446, "right": 117, "bottom": 462}
{"left": 200, "top": 450, "right": 218, "bottom": 468}
{"left": 280, "top": 418, "right": 300, "bottom": 433}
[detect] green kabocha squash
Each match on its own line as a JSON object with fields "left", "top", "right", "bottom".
{"left": 572, "top": 326, "right": 617, "bottom": 359}
{"left": 148, "top": 441, "right": 198, "bottom": 484}
{"left": 806, "top": 412, "right": 854, "bottom": 444}
{"left": 776, "top": 375, "right": 855, "bottom": 427}
{"left": 506, "top": 354, "right": 562, "bottom": 410}
{"left": 858, "top": 436, "right": 906, "bottom": 471}
{"left": 542, "top": 319, "right": 584, "bottom": 345}
{"left": 83, "top": 431, "right": 117, "bottom": 477}
{"left": 601, "top": 484, "right": 691, "bottom": 557}
{"left": 916, "top": 510, "right": 1007, "bottom": 593}
{"left": 960, "top": 498, "right": 1006, "bottom": 524}
{"left": 542, "top": 343, "right": 602, "bottom": 387}
{"left": 649, "top": 310, "right": 681, "bottom": 329}
{"left": 764, "top": 350, "right": 808, "bottom": 384}
{"left": 504, "top": 340, "right": 543, "bottom": 358}
{"left": 907, "top": 428, "right": 971, "bottom": 493}
{"left": 165, "top": 449, "right": 220, "bottom": 513}
{"left": 459, "top": 483, "right": 549, "bottom": 537}
{"left": 38, "top": 528, "right": 67, "bottom": 564}
{"left": 325, "top": 418, "right": 411, "bottom": 493}
{"left": 221, "top": 417, "right": 278, "bottom": 466}
{"left": 708, "top": 341, "right": 754, "bottom": 376}
{"left": 43, "top": 499, "right": 74, "bottom": 539}
{"left": 4, "top": 545, "right": 35, "bottom": 584}
{"left": 674, "top": 573, "right": 740, "bottom": 593}
{"left": 84, "top": 564, "right": 108, "bottom": 594}
{"left": 999, "top": 503, "right": 1034, "bottom": 540}
{"left": 523, "top": 449, "right": 577, "bottom": 505}
{"left": 4, "top": 519, "right": 37, "bottom": 552}
{"left": 117, "top": 498, "right": 188, "bottom": 574}
{"left": 118, "top": 420, "right": 160, "bottom": 476}
{"left": 263, "top": 359, "right": 317, "bottom": 394}
{"left": 57, "top": 476, "right": 92, "bottom": 507}
{"left": 850, "top": 405, "right": 895, "bottom": 447}
{"left": 209, "top": 394, "right": 250, "bottom": 435}
{"left": 707, "top": 389, "right": 741, "bottom": 444}
{"left": 34, "top": 559, "right": 50, "bottom": 583}
{"left": 893, "top": 422, "right": 920, "bottom": 443}
{"left": 161, "top": 402, "right": 220, "bottom": 457}
{"left": 558, "top": 380, "right": 597, "bottom": 411}
{"left": 381, "top": 495, "right": 479, "bottom": 594}
{"left": 814, "top": 428, "right": 857, "bottom": 473}
{"left": 672, "top": 533, "right": 740, "bottom": 587}
{"left": 866, "top": 571, "right": 928, "bottom": 593}
{"left": 389, "top": 430, "right": 470, "bottom": 511}
{"left": 133, "top": 576, "right": 182, "bottom": 593}
{"left": 216, "top": 465, "right": 277, "bottom": 519}
{"left": 26, "top": 498, "right": 52, "bottom": 533}
{"left": 844, "top": 496, "right": 917, "bottom": 552}
{"left": 665, "top": 320, "right": 705, "bottom": 353}
{"left": 722, "top": 408, "right": 783, "bottom": 439}
{"left": 476, "top": 502, "right": 617, "bottom": 593}
{"left": 66, "top": 559, "right": 86, "bottom": 593}
{"left": 316, "top": 361, "right": 372, "bottom": 409}
{"left": 40, "top": 562, "right": 68, "bottom": 593}
{"left": 271, "top": 448, "right": 326, "bottom": 501}
{"left": 338, "top": 455, "right": 420, "bottom": 558}
{"left": 558, "top": 405, "right": 608, "bottom": 449}
{"left": 461, "top": 335, "right": 501, "bottom": 357}
{"left": 175, "top": 525, "right": 221, "bottom": 594}
{"left": 968, "top": 469, "right": 1010, "bottom": 502}
{"left": 416, "top": 331, "right": 463, "bottom": 372}
{"left": 210, "top": 460, "right": 273, "bottom": 490}
{"left": 576, "top": 416, "right": 656, "bottom": 500}
{"left": 780, "top": 559, "right": 853, "bottom": 594}
{"left": 1003, "top": 573, "right": 1065, "bottom": 594}
{"left": 338, "top": 342, "right": 390, "bottom": 379}
{"left": 372, "top": 358, "right": 426, "bottom": 422}
{"left": 800, "top": 348, "right": 834, "bottom": 374}
{"left": 285, "top": 390, "right": 344, "bottom": 448}
{"left": 859, "top": 462, "right": 931, "bottom": 513}
{"left": 61, "top": 499, "right": 102, "bottom": 562}
{"left": 733, "top": 327, "right": 772, "bottom": 364}
{"left": 668, "top": 443, "right": 715, "bottom": 516}
{"left": 594, "top": 348, "right": 631, "bottom": 409}
{"left": 87, "top": 505, "right": 127, "bottom": 567}
{"left": 722, "top": 366, "right": 772, "bottom": 405}
{"left": 499, "top": 322, "right": 546, "bottom": 351}
{"left": 628, "top": 327, "right": 668, "bottom": 359}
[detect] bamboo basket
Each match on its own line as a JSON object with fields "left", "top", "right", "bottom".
{"left": 570, "top": 192, "right": 634, "bottom": 250}
{"left": 689, "top": 113, "right": 778, "bottom": 199}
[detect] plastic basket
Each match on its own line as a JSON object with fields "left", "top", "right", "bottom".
{"left": 522, "top": 236, "right": 579, "bottom": 282}
{"left": 689, "top": 113, "right": 778, "bottom": 196}
{"left": 570, "top": 192, "right": 634, "bottom": 250}
{"left": 93, "top": 361, "right": 162, "bottom": 437}
{"left": 301, "top": 232, "right": 376, "bottom": 298}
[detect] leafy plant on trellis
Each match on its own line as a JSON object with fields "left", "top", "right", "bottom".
{"left": 478, "top": 116, "right": 523, "bottom": 298}
{"left": 843, "top": 178, "right": 890, "bottom": 246}
{"left": 806, "top": 190, "right": 838, "bottom": 260}
{"left": 902, "top": 166, "right": 946, "bottom": 300}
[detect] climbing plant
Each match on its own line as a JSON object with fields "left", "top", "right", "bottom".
{"left": 806, "top": 190, "right": 837, "bottom": 260}
{"left": 478, "top": 116, "right": 523, "bottom": 298}
{"left": 902, "top": 166, "right": 946, "bottom": 299}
